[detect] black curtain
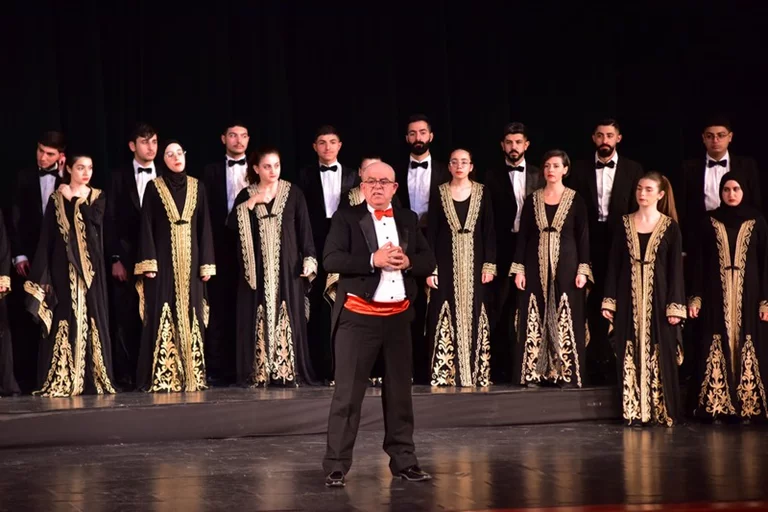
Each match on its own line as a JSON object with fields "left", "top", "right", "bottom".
{"left": 2, "top": 1, "right": 767, "bottom": 205}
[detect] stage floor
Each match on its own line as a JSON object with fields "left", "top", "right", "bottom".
{"left": 1, "top": 422, "right": 767, "bottom": 511}
{"left": 0, "top": 385, "right": 620, "bottom": 448}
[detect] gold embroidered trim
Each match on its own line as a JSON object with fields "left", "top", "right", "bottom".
{"left": 69, "top": 264, "right": 88, "bottom": 397}
{"left": 90, "top": 318, "right": 116, "bottom": 394}
{"left": 509, "top": 263, "right": 525, "bottom": 276}
{"left": 650, "top": 344, "right": 673, "bottom": 426}
{"left": 303, "top": 256, "right": 318, "bottom": 283}
{"left": 737, "top": 335, "right": 768, "bottom": 418}
{"left": 136, "top": 279, "right": 145, "bottom": 322}
{"left": 149, "top": 302, "right": 182, "bottom": 393}
{"left": 577, "top": 263, "right": 593, "bottom": 282}
{"left": 430, "top": 301, "right": 456, "bottom": 386}
{"left": 482, "top": 263, "right": 497, "bottom": 276}
{"left": 438, "top": 181, "right": 484, "bottom": 387}
{"left": 348, "top": 186, "right": 364, "bottom": 207}
{"left": 73, "top": 194, "right": 95, "bottom": 289}
{"left": 533, "top": 188, "right": 575, "bottom": 306}
{"left": 521, "top": 293, "right": 542, "bottom": 384}
{"left": 202, "top": 299, "right": 210, "bottom": 328}
{"left": 665, "top": 303, "right": 687, "bottom": 318}
{"left": 34, "top": 320, "right": 73, "bottom": 397}
{"left": 324, "top": 273, "right": 339, "bottom": 304}
{"left": 698, "top": 334, "right": 736, "bottom": 417}
{"left": 556, "top": 293, "right": 582, "bottom": 387}
{"left": 24, "top": 281, "right": 52, "bottom": 335}
{"left": 236, "top": 200, "right": 258, "bottom": 290}
{"left": 474, "top": 304, "right": 491, "bottom": 387}
{"left": 688, "top": 297, "right": 702, "bottom": 310}
{"left": 271, "top": 301, "right": 296, "bottom": 383}
{"left": 602, "top": 297, "right": 617, "bottom": 312}
{"left": 200, "top": 264, "right": 217, "bottom": 277}
{"left": 250, "top": 305, "right": 268, "bottom": 385}
{"left": 134, "top": 259, "right": 158, "bottom": 275}
{"left": 622, "top": 338, "right": 641, "bottom": 423}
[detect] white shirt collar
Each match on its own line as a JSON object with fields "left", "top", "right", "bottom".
{"left": 226, "top": 154, "right": 246, "bottom": 163}
{"left": 707, "top": 150, "right": 730, "bottom": 165}
{"left": 507, "top": 158, "right": 527, "bottom": 170}
{"left": 133, "top": 159, "right": 155, "bottom": 172}
{"left": 319, "top": 160, "right": 340, "bottom": 169}
{"left": 410, "top": 154, "right": 432, "bottom": 165}
{"left": 594, "top": 151, "right": 619, "bottom": 166}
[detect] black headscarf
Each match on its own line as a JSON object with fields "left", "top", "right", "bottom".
{"left": 158, "top": 139, "right": 188, "bottom": 191}
{"left": 709, "top": 171, "right": 760, "bottom": 228}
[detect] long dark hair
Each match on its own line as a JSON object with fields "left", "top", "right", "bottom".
{"left": 62, "top": 152, "right": 93, "bottom": 185}
{"left": 639, "top": 171, "right": 679, "bottom": 222}
{"left": 246, "top": 145, "right": 281, "bottom": 184}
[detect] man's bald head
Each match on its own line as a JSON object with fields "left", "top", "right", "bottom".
{"left": 361, "top": 161, "right": 398, "bottom": 209}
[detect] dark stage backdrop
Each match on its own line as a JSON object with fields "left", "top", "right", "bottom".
{"left": 1, "top": 2, "right": 766, "bottom": 208}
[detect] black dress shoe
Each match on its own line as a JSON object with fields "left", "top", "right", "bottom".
{"left": 396, "top": 466, "right": 432, "bottom": 482}
{"left": 325, "top": 471, "right": 345, "bottom": 487}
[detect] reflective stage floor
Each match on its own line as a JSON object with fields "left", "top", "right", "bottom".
{"left": 1, "top": 421, "right": 767, "bottom": 511}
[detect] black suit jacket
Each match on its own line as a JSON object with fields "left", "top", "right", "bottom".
{"left": 680, "top": 155, "right": 761, "bottom": 251}
{"left": 106, "top": 165, "right": 163, "bottom": 271}
{"left": 10, "top": 168, "right": 63, "bottom": 262}
{"left": 567, "top": 156, "right": 644, "bottom": 231}
{"left": 323, "top": 204, "right": 436, "bottom": 336}
{"left": 297, "top": 163, "right": 359, "bottom": 258}
{"left": 395, "top": 158, "right": 451, "bottom": 213}
{"left": 484, "top": 164, "right": 542, "bottom": 271}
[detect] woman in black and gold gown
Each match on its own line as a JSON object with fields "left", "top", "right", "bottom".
{"left": 228, "top": 147, "right": 319, "bottom": 387}
{"left": 24, "top": 153, "right": 115, "bottom": 397}
{"left": 602, "top": 171, "right": 686, "bottom": 426}
{"left": 426, "top": 148, "right": 496, "bottom": 387}
{"left": 0, "top": 210, "right": 20, "bottom": 396}
{"left": 511, "top": 149, "right": 591, "bottom": 388}
{"left": 689, "top": 172, "right": 768, "bottom": 421}
{"left": 135, "top": 140, "right": 216, "bottom": 393}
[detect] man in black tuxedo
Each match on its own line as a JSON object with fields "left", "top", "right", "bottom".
{"left": 323, "top": 161, "right": 435, "bottom": 488}
{"left": 394, "top": 114, "right": 450, "bottom": 384}
{"left": 106, "top": 123, "right": 161, "bottom": 389}
{"left": 297, "top": 125, "right": 359, "bottom": 384}
{"left": 568, "top": 119, "right": 643, "bottom": 385}
{"left": 680, "top": 117, "right": 761, "bottom": 254}
{"left": 9, "top": 131, "right": 66, "bottom": 391}
{"left": 484, "top": 122, "right": 542, "bottom": 383}
{"left": 200, "top": 120, "right": 251, "bottom": 385}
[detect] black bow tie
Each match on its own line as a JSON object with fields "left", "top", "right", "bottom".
{"left": 228, "top": 158, "right": 246, "bottom": 167}
{"left": 38, "top": 166, "right": 58, "bottom": 177}
{"left": 507, "top": 165, "right": 525, "bottom": 173}
{"left": 595, "top": 160, "right": 616, "bottom": 169}
{"left": 410, "top": 160, "right": 428, "bottom": 169}
{"left": 136, "top": 167, "right": 153, "bottom": 174}
{"left": 320, "top": 164, "right": 338, "bottom": 172}
{"left": 708, "top": 159, "right": 727, "bottom": 168}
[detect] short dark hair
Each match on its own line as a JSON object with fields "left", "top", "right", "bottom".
{"left": 130, "top": 123, "right": 157, "bottom": 143}
{"left": 541, "top": 149, "right": 571, "bottom": 176}
{"left": 406, "top": 114, "right": 432, "bottom": 132}
{"left": 38, "top": 131, "right": 66, "bottom": 152}
{"left": 703, "top": 116, "right": 732, "bottom": 133}
{"left": 594, "top": 118, "right": 620, "bottom": 134}
{"left": 246, "top": 145, "right": 281, "bottom": 184}
{"left": 502, "top": 122, "right": 528, "bottom": 140}
{"left": 314, "top": 125, "right": 340, "bottom": 141}
{"left": 222, "top": 120, "right": 248, "bottom": 136}
{"left": 62, "top": 151, "right": 92, "bottom": 184}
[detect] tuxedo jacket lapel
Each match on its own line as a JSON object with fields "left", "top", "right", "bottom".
{"left": 126, "top": 169, "right": 141, "bottom": 212}
{"left": 341, "top": 165, "right": 358, "bottom": 193}
{"left": 358, "top": 209, "right": 379, "bottom": 254}
{"left": 393, "top": 207, "right": 409, "bottom": 253}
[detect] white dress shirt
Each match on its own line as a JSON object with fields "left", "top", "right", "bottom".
{"left": 133, "top": 159, "right": 157, "bottom": 206}
{"left": 507, "top": 159, "right": 527, "bottom": 232}
{"left": 408, "top": 155, "right": 432, "bottom": 222}
{"left": 319, "top": 160, "right": 342, "bottom": 218}
{"left": 704, "top": 151, "right": 731, "bottom": 211}
{"left": 226, "top": 155, "right": 249, "bottom": 214}
{"left": 368, "top": 203, "right": 406, "bottom": 303}
{"left": 595, "top": 151, "right": 619, "bottom": 222}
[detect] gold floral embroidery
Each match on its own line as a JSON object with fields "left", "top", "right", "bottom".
{"left": 235, "top": 200, "right": 258, "bottom": 290}
{"left": 34, "top": 321, "right": 73, "bottom": 397}
{"left": 324, "top": 273, "right": 339, "bottom": 304}
{"left": 202, "top": 299, "right": 210, "bottom": 328}
{"left": 482, "top": 263, "right": 497, "bottom": 276}
{"left": 665, "top": 303, "right": 686, "bottom": 318}
{"left": 533, "top": 188, "right": 575, "bottom": 305}
{"left": 521, "top": 294, "right": 542, "bottom": 384}
{"left": 199, "top": 264, "right": 217, "bottom": 277}
{"left": 24, "top": 281, "right": 52, "bottom": 335}
{"left": 698, "top": 334, "right": 736, "bottom": 417}
{"left": 189, "top": 314, "right": 208, "bottom": 390}
{"left": 134, "top": 259, "right": 158, "bottom": 275}
{"left": 73, "top": 193, "right": 96, "bottom": 289}
{"left": 271, "top": 301, "right": 296, "bottom": 384}
{"left": 622, "top": 339, "right": 641, "bottom": 423}
{"left": 688, "top": 297, "right": 702, "bottom": 310}
{"left": 602, "top": 297, "right": 617, "bottom": 312}
{"left": 70, "top": 265, "right": 88, "bottom": 397}
{"left": 556, "top": 293, "right": 581, "bottom": 387}
{"left": 149, "top": 303, "right": 183, "bottom": 393}
{"left": 430, "top": 301, "right": 456, "bottom": 386}
{"left": 251, "top": 305, "right": 268, "bottom": 385}
{"left": 577, "top": 263, "right": 593, "bottom": 282}
{"left": 474, "top": 304, "right": 491, "bottom": 387}
{"left": 90, "top": 318, "right": 116, "bottom": 395}
{"left": 737, "top": 335, "right": 768, "bottom": 418}
{"left": 650, "top": 344, "right": 673, "bottom": 426}
{"left": 348, "top": 186, "right": 364, "bottom": 207}
{"left": 135, "top": 279, "right": 145, "bottom": 322}
{"left": 509, "top": 263, "right": 525, "bottom": 276}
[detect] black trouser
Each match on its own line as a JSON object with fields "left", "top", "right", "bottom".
{"left": 205, "top": 246, "right": 237, "bottom": 384}
{"left": 323, "top": 308, "right": 418, "bottom": 475}
{"left": 490, "top": 262, "right": 515, "bottom": 384}
{"left": 307, "top": 272, "right": 334, "bottom": 382}
{"left": 9, "top": 273, "right": 38, "bottom": 393}
{"left": 587, "top": 222, "right": 616, "bottom": 385}
{"left": 109, "top": 276, "right": 142, "bottom": 388}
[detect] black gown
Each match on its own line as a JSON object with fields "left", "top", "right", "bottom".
{"left": 228, "top": 180, "right": 319, "bottom": 386}
{"left": 134, "top": 175, "right": 216, "bottom": 392}
{"left": 24, "top": 189, "right": 115, "bottom": 397}
{"left": 602, "top": 214, "right": 686, "bottom": 426}
{"left": 0, "top": 210, "right": 20, "bottom": 395}
{"left": 690, "top": 216, "right": 768, "bottom": 419}
{"left": 426, "top": 182, "right": 497, "bottom": 387}
{"left": 510, "top": 188, "right": 591, "bottom": 387}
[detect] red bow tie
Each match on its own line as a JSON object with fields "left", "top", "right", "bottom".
{"left": 374, "top": 208, "right": 393, "bottom": 220}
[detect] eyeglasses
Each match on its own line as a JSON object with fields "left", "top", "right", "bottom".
{"left": 704, "top": 132, "right": 730, "bottom": 141}
{"left": 165, "top": 150, "right": 186, "bottom": 158}
{"left": 449, "top": 159, "right": 472, "bottom": 168}
{"left": 362, "top": 178, "right": 395, "bottom": 188}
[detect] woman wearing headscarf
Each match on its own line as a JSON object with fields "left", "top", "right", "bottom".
{"left": 135, "top": 140, "right": 216, "bottom": 393}
{"left": 689, "top": 171, "right": 768, "bottom": 421}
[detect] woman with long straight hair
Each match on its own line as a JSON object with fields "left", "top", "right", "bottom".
{"left": 602, "top": 171, "right": 686, "bottom": 426}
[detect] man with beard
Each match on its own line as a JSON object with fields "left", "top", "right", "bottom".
{"left": 395, "top": 114, "right": 449, "bottom": 384}
{"left": 483, "top": 122, "right": 541, "bottom": 383}
{"left": 567, "top": 119, "right": 643, "bottom": 385}
{"left": 298, "top": 125, "right": 359, "bottom": 384}
{"left": 201, "top": 120, "right": 251, "bottom": 385}
{"left": 106, "top": 123, "right": 161, "bottom": 389}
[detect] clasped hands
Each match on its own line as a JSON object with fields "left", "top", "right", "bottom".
{"left": 373, "top": 242, "right": 409, "bottom": 271}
